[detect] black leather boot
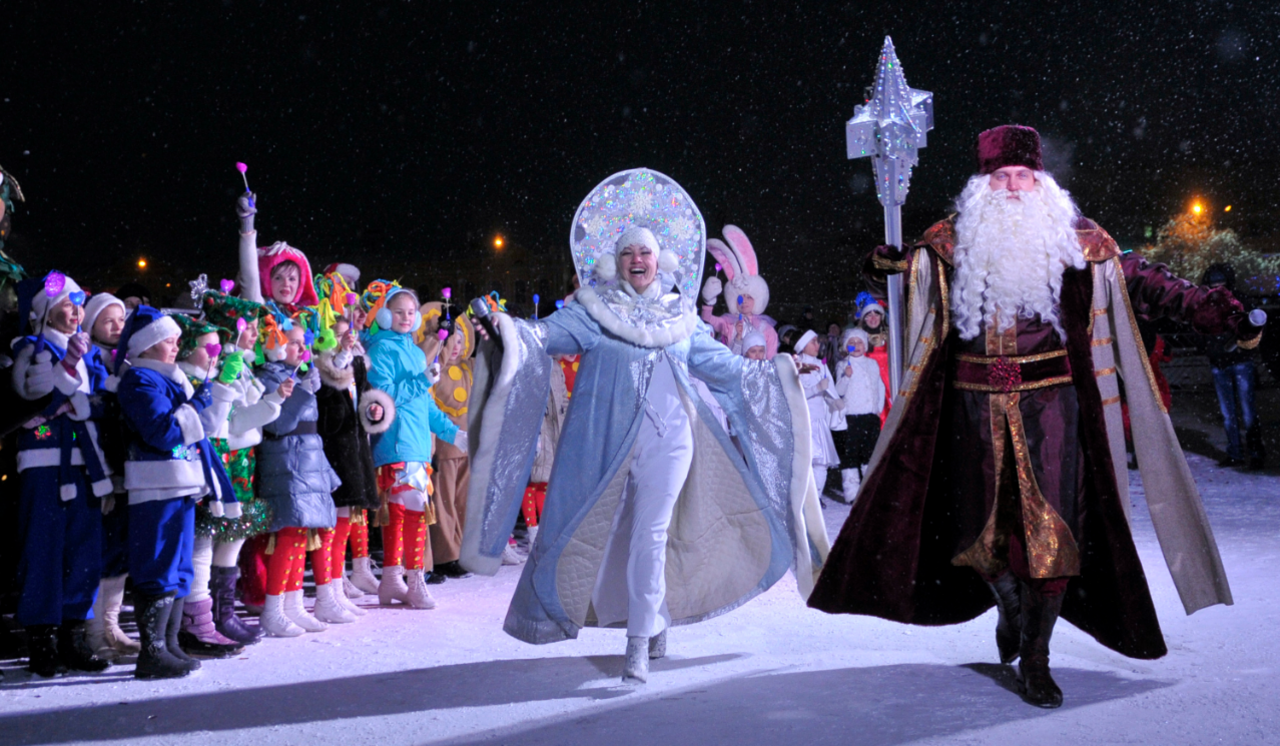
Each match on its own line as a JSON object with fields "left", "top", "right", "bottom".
{"left": 57, "top": 621, "right": 111, "bottom": 672}
{"left": 25, "top": 625, "right": 66, "bottom": 677}
{"left": 987, "top": 573, "right": 1022, "bottom": 665}
{"left": 164, "top": 596, "right": 201, "bottom": 668}
{"left": 210, "top": 566, "right": 263, "bottom": 645}
{"left": 1018, "top": 582, "right": 1065, "bottom": 708}
{"left": 134, "top": 593, "right": 196, "bottom": 679}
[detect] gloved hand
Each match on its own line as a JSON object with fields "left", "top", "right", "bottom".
{"left": 237, "top": 193, "right": 257, "bottom": 233}
{"left": 701, "top": 277, "right": 723, "bottom": 304}
{"left": 100, "top": 495, "right": 116, "bottom": 516}
{"left": 65, "top": 332, "right": 91, "bottom": 366}
{"left": 24, "top": 350, "right": 57, "bottom": 398}
{"left": 217, "top": 350, "right": 246, "bottom": 384}
{"left": 188, "top": 380, "right": 214, "bottom": 412}
{"left": 300, "top": 364, "right": 322, "bottom": 393}
{"left": 426, "top": 362, "right": 441, "bottom": 385}
{"left": 817, "top": 378, "right": 830, "bottom": 393}
{"left": 453, "top": 429, "right": 469, "bottom": 455}
{"left": 824, "top": 396, "right": 845, "bottom": 414}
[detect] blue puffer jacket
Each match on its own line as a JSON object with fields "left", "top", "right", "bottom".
{"left": 256, "top": 362, "right": 340, "bottom": 530}
{"left": 365, "top": 330, "right": 459, "bottom": 467}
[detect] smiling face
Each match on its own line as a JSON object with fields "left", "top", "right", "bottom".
{"left": 617, "top": 243, "right": 657, "bottom": 293}
{"left": 270, "top": 261, "right": 302, "bottom": 305}
{"left": 91, "top": 304, "right": 126, "bottom": 346}
{"left": 387, "top": 291, "right": 419, "bottom": 334}
{"left": 47, "top": 297, "right": 85, "bottom": 334}
{"left": 862, "top": 310, "right": 883, "bottom": 331}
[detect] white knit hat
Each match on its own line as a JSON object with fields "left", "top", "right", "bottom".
{"left": 30, "top": 274, "right": 84, "bottom": 335}
{"left": 83, "top": 293, "right": 126, "bottom": 339}
{"left": 742, "top": 330, "right": 766, "bottom": 350}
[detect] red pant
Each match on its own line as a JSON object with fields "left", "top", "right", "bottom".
{"left": 523, "top": 483, "right": 547, "bottom": 527}
{"left": 382, "top": 503, "right": 429, "bottom": 570}
{"left": 266, "top": 527, "right": 309, "bottom": 595}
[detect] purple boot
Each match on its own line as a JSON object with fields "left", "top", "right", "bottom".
{"left": 211, "top": 566, "right": 264, "bottom": 645}
{"left": 178, "top": 597, "right": 243, "bottom": 658}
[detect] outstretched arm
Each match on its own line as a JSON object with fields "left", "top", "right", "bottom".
{"left": 1120, "top": 254, "right": 1263, "bottom": 343}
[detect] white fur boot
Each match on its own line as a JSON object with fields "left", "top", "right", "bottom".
{"left": 350, "top": 556, "right": 381, "bottom": 595}
{"left": 260, "top": 594, "right": 304, "bottom": 637}
{"left": 312, "top": 582, "right": 357, "bottom": 624}
{"left": 623, "top": 636, "right": 649, "bottom": 683}
{"left": 342, "top": 576, "right": 363, "bottom": 599}
{"left": 283, "top": 589, "right": 328, "bottom": 632}
{"left": 378, "top": 565, "right": 410, "bottom": 606}
{"left": 404, "top": 569, "right": 437, "bottom": 610}
{"left": 841, "top": 469, "right": 862, "bottom": 504}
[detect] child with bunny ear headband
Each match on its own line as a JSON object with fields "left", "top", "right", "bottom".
{"left": 700, "top": 225, "right": 779, "bottom": 359}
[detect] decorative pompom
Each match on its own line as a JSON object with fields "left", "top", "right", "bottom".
{"left": 595, "top": 252, "right": 618, "bottom": 281}
{"left": 658, "top": 248, "right": 679, "bottom": 273}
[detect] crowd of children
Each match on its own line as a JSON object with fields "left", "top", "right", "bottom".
{"left": 2, "top": 184, "right": 891, "bottom": 681}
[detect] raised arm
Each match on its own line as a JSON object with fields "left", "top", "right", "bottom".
{"left": 237, "top": 193, "right": 264, "bottom": 304}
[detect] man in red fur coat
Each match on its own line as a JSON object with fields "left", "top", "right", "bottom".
{"left": 809, "top": 125, "right": 1265, "bottom": 708}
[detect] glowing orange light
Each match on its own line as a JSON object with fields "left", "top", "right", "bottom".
{"left": 493, "top": 236, "right": 505, "bottom": 249}
{"left": 137, "top": 258, "right": 148, "bottom": 269}
{"left": 1224, "top": 205, "right": 1233, "bottom": 212}
{"left": 1191, "top": 202, "right": 1204, "bottom": 216}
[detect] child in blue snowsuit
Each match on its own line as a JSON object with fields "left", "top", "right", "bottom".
{"left": 10, "top": 273, "right": 114, "bottom": 677}
{"left": 115, "top": 306, "right": 236, "bottom": 680}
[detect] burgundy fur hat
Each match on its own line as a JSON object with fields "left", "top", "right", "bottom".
{"left": 977, "top": 125, "right": 1043, "bottom": 174}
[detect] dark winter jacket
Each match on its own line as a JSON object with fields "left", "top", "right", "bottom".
{"left": 315, "top": 350, "right": 387, "bottom": 510}
{"left": 256, "top": 361, "right": 340, "bottom": 530}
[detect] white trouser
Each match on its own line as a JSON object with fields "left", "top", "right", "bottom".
{"left": 213, "top": 536, "right": 246, "bottom": 568}
{"left": 592, "top": 357, "right": 695, "bottom": 638}
{"left": 190, "top": 535, "right": 215, "bottom": 603}
{"left": 812, "top": 466, "right": 828, "bottom": 497}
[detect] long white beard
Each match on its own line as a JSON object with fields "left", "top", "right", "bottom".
{"left": 950, "top": 172, "right": 1086, "bottom": 341}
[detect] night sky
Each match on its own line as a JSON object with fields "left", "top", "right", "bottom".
{"left": 4, "top": 1, "right": 1277, "bottom": 311}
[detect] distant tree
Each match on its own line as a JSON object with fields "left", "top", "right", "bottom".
{"left": 1140, "top": 213, "right": 1280, "bottom": 292}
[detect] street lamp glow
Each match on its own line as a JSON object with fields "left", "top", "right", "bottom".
{"left": 1191, "top": 201, "right": 1204, "bottom": 216}
{"left": 137, "top": 258, "right": 148, "bottom": 269}
{"left": 1224, "top": 205, "right": 1233, "bottom": 212}
{"left": 493, "top": 236, "right": 504, "bottom": 249}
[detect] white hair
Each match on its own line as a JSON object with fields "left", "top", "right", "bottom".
{"left": 950, "top": 171, "right": 1086, "bottom": 341}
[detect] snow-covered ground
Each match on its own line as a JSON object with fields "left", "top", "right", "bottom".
{"left": 1, "top": 393, "right": 1276, "bottom": 746}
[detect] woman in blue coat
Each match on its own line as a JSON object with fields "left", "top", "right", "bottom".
{"left": 462, "top": 169, "right": 827, "bottom": 684}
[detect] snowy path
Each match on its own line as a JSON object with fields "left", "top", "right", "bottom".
{"left": 1, "top": 452, "right": 1276, "bottom": 746}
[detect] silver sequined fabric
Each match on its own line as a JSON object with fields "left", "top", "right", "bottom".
{"left": 478, "top": 320, "right": 552, "bottom": 557}
{"left": 739, "top": 359, "right": 796, "bottom": 540}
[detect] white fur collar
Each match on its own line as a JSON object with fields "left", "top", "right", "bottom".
{"left": 133, "top": 358, "right": 196, "bottom": 397}
{"left": 178, "top": 360, "right": 218, "bottom": 381}
{"left": 576, "top": 284, "right": 699, "bottom": 348}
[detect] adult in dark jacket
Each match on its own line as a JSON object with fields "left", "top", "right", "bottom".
{"left": 1200, "top": 263, "right": 1266, "bottom": 469}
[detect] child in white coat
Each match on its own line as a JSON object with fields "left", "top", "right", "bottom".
{"left": 794, "top": 329, "right": 841, "bottom": 496}
{"left": 833, "top": 328, "right": 885, "bottom": 502}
